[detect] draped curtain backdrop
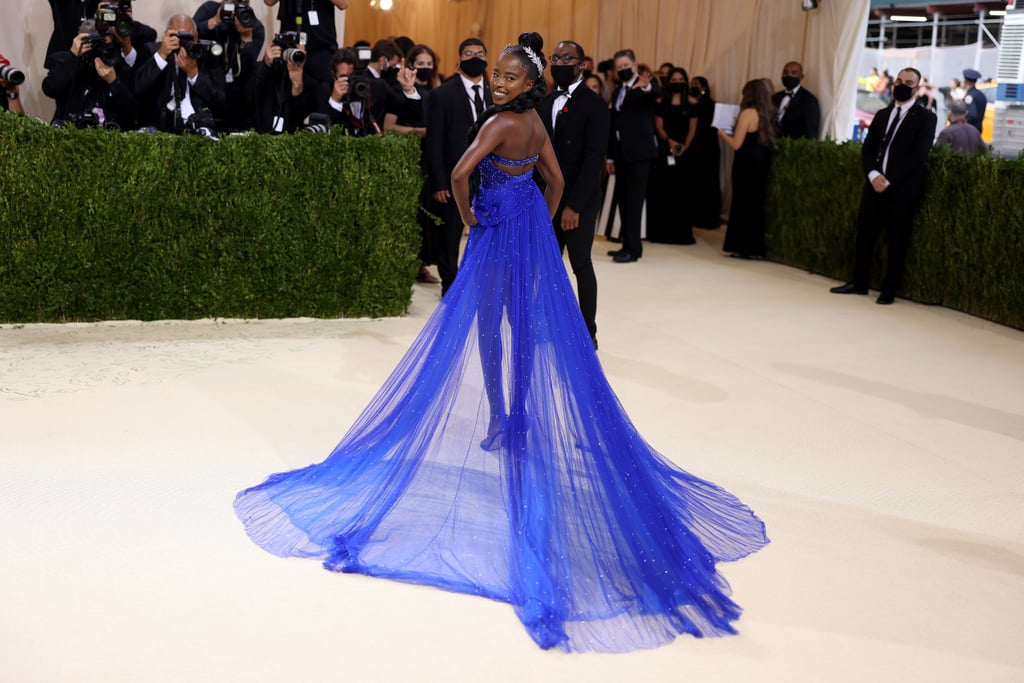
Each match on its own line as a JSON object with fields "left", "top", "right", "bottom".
{"left": 7, "top": 1, "right": 866, "bottom": 138}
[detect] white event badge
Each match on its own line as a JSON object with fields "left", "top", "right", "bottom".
{"left": 307, "top": 10, "right": 320, "bottom": 26}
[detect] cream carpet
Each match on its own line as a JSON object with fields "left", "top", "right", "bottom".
{"left": 3, "top": 229, "right": 1022, "bottom": 682}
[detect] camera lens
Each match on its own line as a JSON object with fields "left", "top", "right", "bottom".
{"left": 0, "top": 64, "right": 25, "bottom": 86}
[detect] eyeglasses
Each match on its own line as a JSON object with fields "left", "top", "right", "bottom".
{"left": 549, "top": 55, "right": 579, "bottom": 65}
{"left": 461, "top": 50, "right": 486, "bottom": 59}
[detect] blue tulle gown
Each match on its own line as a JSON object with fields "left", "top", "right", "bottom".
{"left": 234, "top": 152, "right": 769, "bottom": 653}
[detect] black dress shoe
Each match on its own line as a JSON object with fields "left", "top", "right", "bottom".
{"left": 830, "top": 282, "right": 868, "bottom": 295}
{"left": 607, "top": 249, "right": 624, "bottom": 257}
{"left": 613, "top": 252, "right": 639, "bottom": 263}
{"left": 876, "top": 293, "right": 895, "bottom": 305}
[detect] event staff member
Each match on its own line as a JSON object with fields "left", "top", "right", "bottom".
{"left": 962, "top": 68, "right": 987, "bottom": 134}
{"left": 541, "top": 39, "right": 610, "bottom": 349}
{"left": 423, "top": 37, "right": 492, "bottom": 295}
{"left": 771, "top": 61, "right": 820, "bottom": 140}
{"left": 605, "top": 48, "right": 660, "bottom": 263}
{"left": 830, "top": 67, "right": 936, "bottom": 305}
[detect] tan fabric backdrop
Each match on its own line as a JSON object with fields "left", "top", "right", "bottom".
{"left": 5, "top": 1, "right": 866, "bottom": 139}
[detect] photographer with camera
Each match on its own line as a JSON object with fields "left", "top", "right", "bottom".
{"left": 264, "top": 0, "right": 348, "bottom": 87}
{"left": 134, "top": 15, "right": 227, "bottom": 133}
{"left": 314, "top": 46, "right": 378, "bottom": 137}
{"left": 250, "top": 31, "right": 313, "bottom": 133}
{"left": 46, "top": 1, "right": 156, "bottom": 67}
{"left": 193, "top": 1, "right": 265, "bottom": 132}
{"left": 41, "top": 16, "right": 140, "bottom": 129}
{"left": 0, "top": 54, "right": 24, "bottom": 114}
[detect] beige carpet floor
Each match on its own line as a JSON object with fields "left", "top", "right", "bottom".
{"left": 2, "top": 229, "right": 1022, "bottom": 682}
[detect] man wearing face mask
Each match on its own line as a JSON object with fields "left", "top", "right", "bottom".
{"left": 771, "top": 61, "right": 820, "bottom": 140}
{"left": 540, "top": 40, "right": 610, "bottom": 349}
{"left": 830, "top": 67, "right": 936, "bottom": 305}
{"left": 605, "top": 48, "right": 661, "bottom": 263}
{"left": 423, "top": 38, "right": 493, "bottom": 296}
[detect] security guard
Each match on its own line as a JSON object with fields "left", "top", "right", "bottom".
{"left": 962, "top": 68, "right": 987, "bottom": 134}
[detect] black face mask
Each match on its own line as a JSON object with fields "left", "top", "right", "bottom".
{"left": 550, "top": 64, "right": 578, "bottom": 90}
{"left": 892, "top": 83, "right": 914, "bottom": 102}
{"left": 460, "top": 57, "right": 486, "bottom": 78}
{"left": 416, "top": 67, "right": 436, "bottom": 84}
{"left": 669, "top": 83, "right": 687, "bottom": 94}
{"left": 781, "top": 75, "right": 801, "bottom": 90}
{"left": 617, "top": 68, "right": 633, "bottom": 83}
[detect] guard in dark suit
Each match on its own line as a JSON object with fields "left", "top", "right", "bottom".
{"left": 542, "top": 40, "right": 610, "bottom": 347}
{"left": 771, "top": 61, "right": 820, "bottom": 140}
{"left": 134, "top": 16, "right": 226, "bottom": 133}
{"left": 423, "top": 38, "right": 492, "bottom": 295}
{"left": 606, "top": 48, "right": 660, "bottom": 263}
{"left": 831, "top": 67, "right": 937, "bottom": 305}
{"left": 962, "top": 68, "right": 987, "bottom": 134}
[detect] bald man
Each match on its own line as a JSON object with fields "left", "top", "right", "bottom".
{"left": 771, "top": 61, "right": 820, "bottom": 140}
{"left": 134, "top": 14, "right": 226, "bottom": 132}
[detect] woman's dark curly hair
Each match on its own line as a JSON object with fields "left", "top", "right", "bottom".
{"left": 466, "top": 32, "right": 547, "bottom": 146}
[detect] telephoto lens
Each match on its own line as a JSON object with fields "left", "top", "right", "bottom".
{"left": 283, "top": 48, "right": 306, "bottom": 66}
{"left": 0, "top": 64, "right": 25, "bottom": 86}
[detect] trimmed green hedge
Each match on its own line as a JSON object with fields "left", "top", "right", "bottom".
{"left": 0, "top": 113, "right": 422, "bottom": 322}
{"left": 766, "top": 138, "right": 1024, "bottom": 330}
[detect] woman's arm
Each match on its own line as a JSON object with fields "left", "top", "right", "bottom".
{"left": 451, "top": 116, "right": 508, "bottom": 226}
{"left": 682, "top": 115, "right": 698, "bottom": 152}
{"left": 717, "top": 108, "right": 756, "bottom": 151}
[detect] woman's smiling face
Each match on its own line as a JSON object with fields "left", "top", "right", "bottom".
{"left": 490, "top": 52, "right": 534, "bottom": 105}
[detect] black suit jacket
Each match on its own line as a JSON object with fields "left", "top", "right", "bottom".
{"left": 134, "top": 46, "right": 227, "bottom": 132}
{"left": 861, "top": 102, "right": 937, "bottom": 200}
{"left": 541, "top": 82, "right": 610, "bottom": 214}
{"left": 42, "top": 50, "right": 139, "bottom": 129}
{"left": 423, "top": 76, "right": 492, "bottom": 193}
{"left": 608, "top": 79, "right": 661, "bottom": 164}
{"left": 772, "top": 87, "right": 820, "bottom": 140}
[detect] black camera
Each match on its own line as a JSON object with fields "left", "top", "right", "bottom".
{"left": 83, "top": 30, "right": 122, "bottom": 67}
{"left": 272, "top": 31, "right": 306, "bottom": 67}
{"left": 221, "top": 1, "right": 258, "bottom": 29}
{"left": 95, "top": 1, "right": 133, "bottom": 38}
{"left": 185, "top": 110, "right": 219, "bottom": 139}
{"left": 342, "top": 70, "right": 371, "bottom": 104}
{"left": 176, "top": 31, "right": 224, "bottom": 59}
{"left": 0, "top": 64, "right": 25, "bottom": 86}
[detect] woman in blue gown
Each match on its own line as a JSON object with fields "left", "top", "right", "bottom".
{"left": 234, "top": 33, "right": 769, "bottom": 654}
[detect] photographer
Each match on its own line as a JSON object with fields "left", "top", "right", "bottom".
{"left": 46, "top": 1, "right": 156, "bottom": 66}
{"left": 315, "top": 47, "right": 378, "bottom": 136}
{"left": 41, "top": 20, "right": 139, "bottom": 129}
{"left": 0, "top": 54, "right": 24, "bottom": 114}
{"left": 264, "top": 0, "right": 349, "bottom": 86}
{"left": 250, "top": 32, "right": 312, "bottom": 133}
{"left": 193, "top": 1, "right": 265, "bottom": 132}
{"left": 134, "top": 15, "right": 227, "bottom": 133}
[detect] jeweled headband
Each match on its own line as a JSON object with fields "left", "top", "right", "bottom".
{"left": 505, "top": 43, "right": 544, "bottom": 74}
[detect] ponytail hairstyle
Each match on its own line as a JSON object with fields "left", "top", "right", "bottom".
{"left": 466, "top": 32, "right": 547, "bottom": 147}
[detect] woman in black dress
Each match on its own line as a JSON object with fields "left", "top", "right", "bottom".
{"left": 646, "top": 67, "right": 697, "bottom": 244}
{"left": 686, "top": 76, "right": 722, "bottom": 229}
{"left": 718, "top": 79, "right": 774, "bottom": 259}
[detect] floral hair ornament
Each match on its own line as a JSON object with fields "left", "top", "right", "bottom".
{"left": 505, "top": 43, "right": 544, "bottom": 74}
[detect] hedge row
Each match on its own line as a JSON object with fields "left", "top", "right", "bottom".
{"left": 0, "top": 113, "right": 422, "bottom": 322}
{"left": 766, "top": 138, "right": 1024, "bottom": 330}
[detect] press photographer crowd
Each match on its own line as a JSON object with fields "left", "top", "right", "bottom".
{"left": 3, "top": 0, "right": 428, "bottom": 137}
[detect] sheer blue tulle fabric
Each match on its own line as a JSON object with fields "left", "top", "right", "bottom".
{"left": 234, "top": 153, "right": 769, "bottom": 653}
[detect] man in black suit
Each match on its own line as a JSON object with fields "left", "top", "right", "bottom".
{"left": 831, "top": 67, "right": 937, "bottom": 305}
{"left": 423, "top": 38, "right": 492, "bottom": 295}
{"left": 772, "top": 61, "right": 820, "bottom": 140}
{"left": 134, "top": 15, "right": 226, "bottom": 133}
{"left": 542, "top": 40, "right": 610, "bottom": 348}
{"left": 606, "top": 48, "right": 660, "bottom": 263}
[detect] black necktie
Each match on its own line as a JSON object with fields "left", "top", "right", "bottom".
{"left": 876, "top": 106, "right": 903, "bottom": 170}
{"left": 472, "top": 85, "right": 484, "bottom": 118}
